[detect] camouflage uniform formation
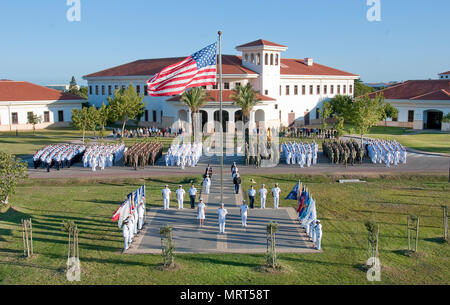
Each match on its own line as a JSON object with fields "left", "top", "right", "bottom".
{"left": 123, "top": 141, "right": 163, "bottom": 170}
{"left": 322, "top": 140, "right": 365, "bottom": 166}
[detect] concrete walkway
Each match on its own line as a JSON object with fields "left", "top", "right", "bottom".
{"left": 127, "top": 169, "right": 318, "bottom": 254}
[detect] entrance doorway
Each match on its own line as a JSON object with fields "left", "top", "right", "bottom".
{"left": 424, "top": 110, "right": 443, "bottom": 129}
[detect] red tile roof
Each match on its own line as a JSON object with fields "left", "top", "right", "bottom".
{"left": 439, "top": 70, "right": 450, "bottom": 74}
{"left": 166, "top": 89, "right": 275, "bottom": 102}
{"left": 367, "top": 80, "right": 450, "bottom": 101}
{"left": 280, "top": 58, "right": 358, "bottom": 76}
{"left": 236, "top": 39, "right": 287, "bottom": 48}
{"left": 0, "top": 80, "right": 85, "bottom": 102}
{"left": 84, "top": 55, "right": 258, "bottom": 78}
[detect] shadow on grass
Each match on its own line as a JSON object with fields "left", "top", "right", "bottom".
{"left": 184, "top": 255, "right": 261, "bottom": 268}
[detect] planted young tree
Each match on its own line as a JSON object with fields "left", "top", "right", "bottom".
{"left": 328, "top": 95, "right": 356, "bottom": 124}
{"left": 160, "top": 225, "right": 175, "bottom": 268}
{"left": 180, "top": 87, "right": 207, "bottom": 142}
{"left": 365, "top": 220, "right": 379, "bottom": 263}
{"left": 97, "top": 103, "right": 113, "bottom": 139}
{"left": 27, "top": 113, "right": 42, "bottom": 135}
{"left": 22, "top": 219, "right": 33, "bottom": 257}
{"left": 72, "top": 107, "right": 90, "bottom": 143}
{"left": 62, "top": 220, "right": 81, "bottom": 281}
{"left": 321, "top": 101, "right": 333, "bottom": 129}
{"left": 0, "top": 151, "right": 28, "bottom": 206}
{"left": 87, "top": 105, "right": 99, "bottom": 138}
{"left": 108, "top": 84, "right": 145, "bottom": 137}
{"left": 231, "top": 83, "right": 262, "bottom": 143}
{"left": 266, "top": 222, "right": 279, "bottom": 269}
{"left": 381, "top": 102, "right": 398, "bottom": 129}
{"left": 407, "top": 215, "right": 420, "bottom": 253}
{"left": 352, "top": 94, "right": 385, "bottom": 146}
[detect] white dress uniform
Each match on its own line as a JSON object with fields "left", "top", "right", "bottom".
{"left": 162, "top": 188, "right": 171, "bottom": 210}
{"left": 259, "top": 188, "right": 268, "bottom": 209}
{"left": 197, "top": 202, "right": 206, "bottom": 220}
{"left": 240, "top": 204, "right": 249, "bottom": 227}
{"left": 176, "top": 188, "right": 186, "bottom": 209}
{"left": 122, "top": 222, "right": 130, "bottom": 250}
{"left": 127, "top": 218, "right": 134, "bottom": 243}
{"left": 316, "top": 222, "right": 322, "bottom": 250}
{"left": 272, "top": 187, "right": 281, "bottom": 209}
{"left": 217, "top": 207, "right": 228, "bottom": 233}
{"left": 204, "top": 177, "right": 211, "bottom": 194}
{"left": 138, "top": 204, "right": 145, "bottom": 230}
{"left": 133, "top": 211, "right": 138, "bottom": 235}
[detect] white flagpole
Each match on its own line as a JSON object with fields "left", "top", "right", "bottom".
{"left": 218, "top": 31, "right": 223, "bottom": 205}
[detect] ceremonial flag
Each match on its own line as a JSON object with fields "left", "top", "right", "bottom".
{"left": 112, "top": 202, "right": 123, "bottom": 222}
{"left": 117, "top": 198, "right": 130, "bottom": 228}
{"left": 285, "top": 182, "right": 302, "bottom": 200}
{"left": 146, "top": 43, "right": 217, "bottom": 96}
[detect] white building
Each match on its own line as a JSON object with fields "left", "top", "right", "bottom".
{"left": 0, "top": 80, "right": 85, "bottom": 131}
{"left": 438, "top": 70, "right": 450, "bottom": 80}
{"left": 83, "top": 39, "right": 358, "bottom": 131}
{"left": 369, "top": 79, "right": 450, "bottom": 130}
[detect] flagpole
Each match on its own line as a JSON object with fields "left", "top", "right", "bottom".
{"left": 218, "top": 31, "right": 223, "bottom": 205}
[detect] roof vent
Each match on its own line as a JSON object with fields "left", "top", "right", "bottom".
{"left": 305, "top": 58, "right": 313, "bottom": 66}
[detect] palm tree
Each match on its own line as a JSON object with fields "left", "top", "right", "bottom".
{"left": 231, "top": 83, "right": 261, "bottom": 142}
{"left": 180, "top": 87, "right": 207, "bottom": 142}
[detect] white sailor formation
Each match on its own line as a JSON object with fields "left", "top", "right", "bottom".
{"left": 281, "top": 141, "right": 319, "bottom": 167}
{"left": 33, "top": 144, "right": 86, "bottom": 172}
{"left": 165, "top": 142, "right": 203, "bottom": 169}
{"left": 366, "top": 139, "right": 407, "bottom": 167}
{"left": 83, "top": 144, "right": 125, "bottom": 171}
{"left": 112, "top": 185, "right": 146, "bottom": 252}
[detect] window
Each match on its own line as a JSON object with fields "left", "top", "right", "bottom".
{"left": 264, "top": 90, "right": 268, "bottom": 95}
{"left": 235, "top": 82, "right": 241, "bottom": 88}
{"left": 324, "top": 85, "right": 327, "bottom": 94}
{"left": 152, "top": 110, "right": 157, "bottom": 122}
{"left": 224, "top": 82, "right": 230, "bottom": 90}
{"left": 122, "top": 85, "right": 126, "bottom": 90}
{"left": 136, "top": 85, "right": 141, "bottom": 94}
{"left": 212, "top": 84, "right": 218, "bottom": 89}
{"left": 294, "top": 85, "right": 298, "bottom": 95}
{"left": 302, "top": 85, "right": 306, "bottom": 95}
{"left": 202, "top": 86, "right": 207, "bottom": 89}
{"left": 279, "top": 86, "right": 282, "bottom": 95}
{"left": 108, "top": 85, "right": 112, "bottom": 95}
{"left": 245, "top": 54, "right": 248, "bottom": 62}
{"left": 89, "top": 86, "right": 92, "bottom": 95}
{"left": 331, "top": 85, "right": 334, "bottom": 94}
{"left": 316, "top": 108, "right": 320, "bottom": 120}
{"left": 309, "top": 85, "right": 313, "bottom": 95}
{"left": 95, "top": 85, "right": 99, "bottom": 95}
{"left": 144, "top": 110, "right": 149, "bottom": 122}
{"left": 11, "top": 112, "right": 18, "bottom": 124}
{"left": 275, "top": 54, "right": 279, "bottom": 65}
{"left": 27, "top": 112, "right": 33, "bottom": 121}
{"left": 275, "top": 104, "right": 278, "bottom": 110}
{"left": 408, "top": 110, "right": 414, "bottom": 122}
{"left": 101, "top": 85, "right": 105, "bottom": 95}
{"left": 392, "top": 116, "right": 398, "bottom": 122}
{"left": 270, "top": 54, "right": 274, "bottom": 65}
{"left": 44, "top": 111, "right": 50, "bottom": 123}
{"left": 265, "top": 54, "right": 268, "bottom": 65}
{"left": 337, "top": 85, "right": 341, "bottom": 94}
{"left": 256, "top": 54, "right": 261, "bottom": 65}
{"left": 160, "top": 111, "right": 163, "bottom": 123}
{"left": 286, "top": 85, "right": 290, "bottom": 95}
{"left": 144, "top": 85, "right": 148, "bottom": 96}
{"left": 58, "top": 110, "right": 64, "bottom": 122}
{"left": 115, "top": 85, "right": 119, "bottom": 91}
{"left": 317, "top": 85, "right": 320, "bottom": 95}
{"left": 251, "top": 54, "right": 255, "bottom": 64}
{"left": 349, "top": 85, "right": 353, "bottom": 94}
{"left": 343, "top": 85, "right": 347, "bottom": 94}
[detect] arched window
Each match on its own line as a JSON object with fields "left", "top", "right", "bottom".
{"left": 275, "top": 54, "right": 279, "bottom": 65}
{"left": 251, "top": 53, "right": 255, "bottom": 64}
{"left": 270, "top": 54, "right": 274, "bottom": 65}
{"left": 256, "top": 53, "right": 261, "bottom": 65}
{"left": 244, "top": 53, "right": 248, "bottom": 62}
{"left": 265, "top": 53, "right": 268, "bottom": 65}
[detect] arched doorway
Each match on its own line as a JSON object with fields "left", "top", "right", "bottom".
{"left": 234, "top": 110, "right": 243, "bottom": 123}
{"left": 423, "top": 110, "right": 443, "bottom": 129}
{"left": 214, "top": 110, "right": 229, "bottom": 132}
{"left": 255, "top": 109, "right": 265, "bottom": 130}
{"left": 199, "top": 110, "right": 208, "bottom": 132}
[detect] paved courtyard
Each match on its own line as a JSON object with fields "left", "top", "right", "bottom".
{"left": 127, "top": 171, "right": 318, "bottom": 254}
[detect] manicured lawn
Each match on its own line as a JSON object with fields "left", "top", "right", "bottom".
{"left": 1, "top": 174, "right": 449, "bottom": 285}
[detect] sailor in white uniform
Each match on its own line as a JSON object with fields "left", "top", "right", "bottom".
{"left": 122, "top": 219, "right": 130, "bottom": 251}
{"left": 162, "top": 185, "right": 171, "bottom": 210}
{"left": 217, "top": 203, "right": 228, "bottom": 234}
{"left": 240, "top": 200, "right": 249, "bottom": 227}
{"left": 176, "top": 185, "right": 186, "bottom": 209}
{"left": 259, "top": 184, "right": 268, "bottom": 209}
{"left": 138, "top": 203, "right": 145, "bottom": 230}
{"left": 315, "top": 220, "right": 322, "bottom": 250}
{"left": 271, "top": 183, "right": 281, "bottom": 209}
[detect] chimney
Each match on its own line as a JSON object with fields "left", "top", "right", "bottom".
{"left": 305, "top": 57, "right": 313, "bottom": 66}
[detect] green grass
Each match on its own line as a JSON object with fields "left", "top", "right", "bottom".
{"left": 1, "top": 174, "right": 449, "bottom": 285}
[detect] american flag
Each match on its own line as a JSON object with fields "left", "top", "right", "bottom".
{"left": 146, "top": 43, "right": 217, "bottom": 96}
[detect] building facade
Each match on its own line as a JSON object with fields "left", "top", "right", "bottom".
{"left": 83, "top": 39, "right": 358, "bottom": 131}
{"left": 368, "top": 79, "right": 450, "bottom": 130}
{"left": 0, "top": 80, "right": 85, "bottom": 131}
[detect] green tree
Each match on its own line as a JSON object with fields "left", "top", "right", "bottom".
{"left": 231, "top": 83, "right": 261, "bottom": 142}
{"left": 328, "top": 95, "right": 355, "bottom": 124}
{"left": 87, "top": 105, "right": 99, "bottom": 138}
{"left": 321, "top": 101, "right": 333, "bottom": 129}
{"left": 0, "top": 151, "right": 28, "bottom": 205}
{"left": 353, "top": 94, "right": 386, "bottom": 145}
{"left": 381, "top": 102, "right": 399, "bottom": 129}
{"left": 97, "top": 103, "right": 113, "bottom": 139}
{"left": 27, "top": 113, "right": 42, "bottom": 135}
{"left": 354, "top": 78, "right": 375, "bottom": 97}
{"left": 108, "top": 84, "right": 145, "bottom": 137}
{"left": 69, "top": 76, "right": 78, "bottom": 91}
{"left": 72, "top": 107, "right": 91, "bottom": 143}
{"left": 180, "top": 87, "right": 207, "bottom": 142}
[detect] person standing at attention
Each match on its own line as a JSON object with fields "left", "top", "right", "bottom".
{"left": 248, "top": 185, "right": 256, "bottom": 209}
{"left": 197, "top": 199, "right": 206, "bottom": 227}
{"left": 176, "top": 185, "right": 186, "bottom": 209}
{"left": 259, "top": 184, "right": 268, "bottom": 209}
{"left": 217, "top": 203, "right": 228, "bottom": 234}
{"left": 189, "top": 183, "right": 197, "bottom": 209}
{"left": 162, "top": 185, "right": 171, "bottom": 210}
{"left": 272, "top": 183, "right": 281, "bottom": 209}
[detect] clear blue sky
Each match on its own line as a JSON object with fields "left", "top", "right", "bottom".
{"left": 1, "top": 0, "right": 449, "bottom": 86}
